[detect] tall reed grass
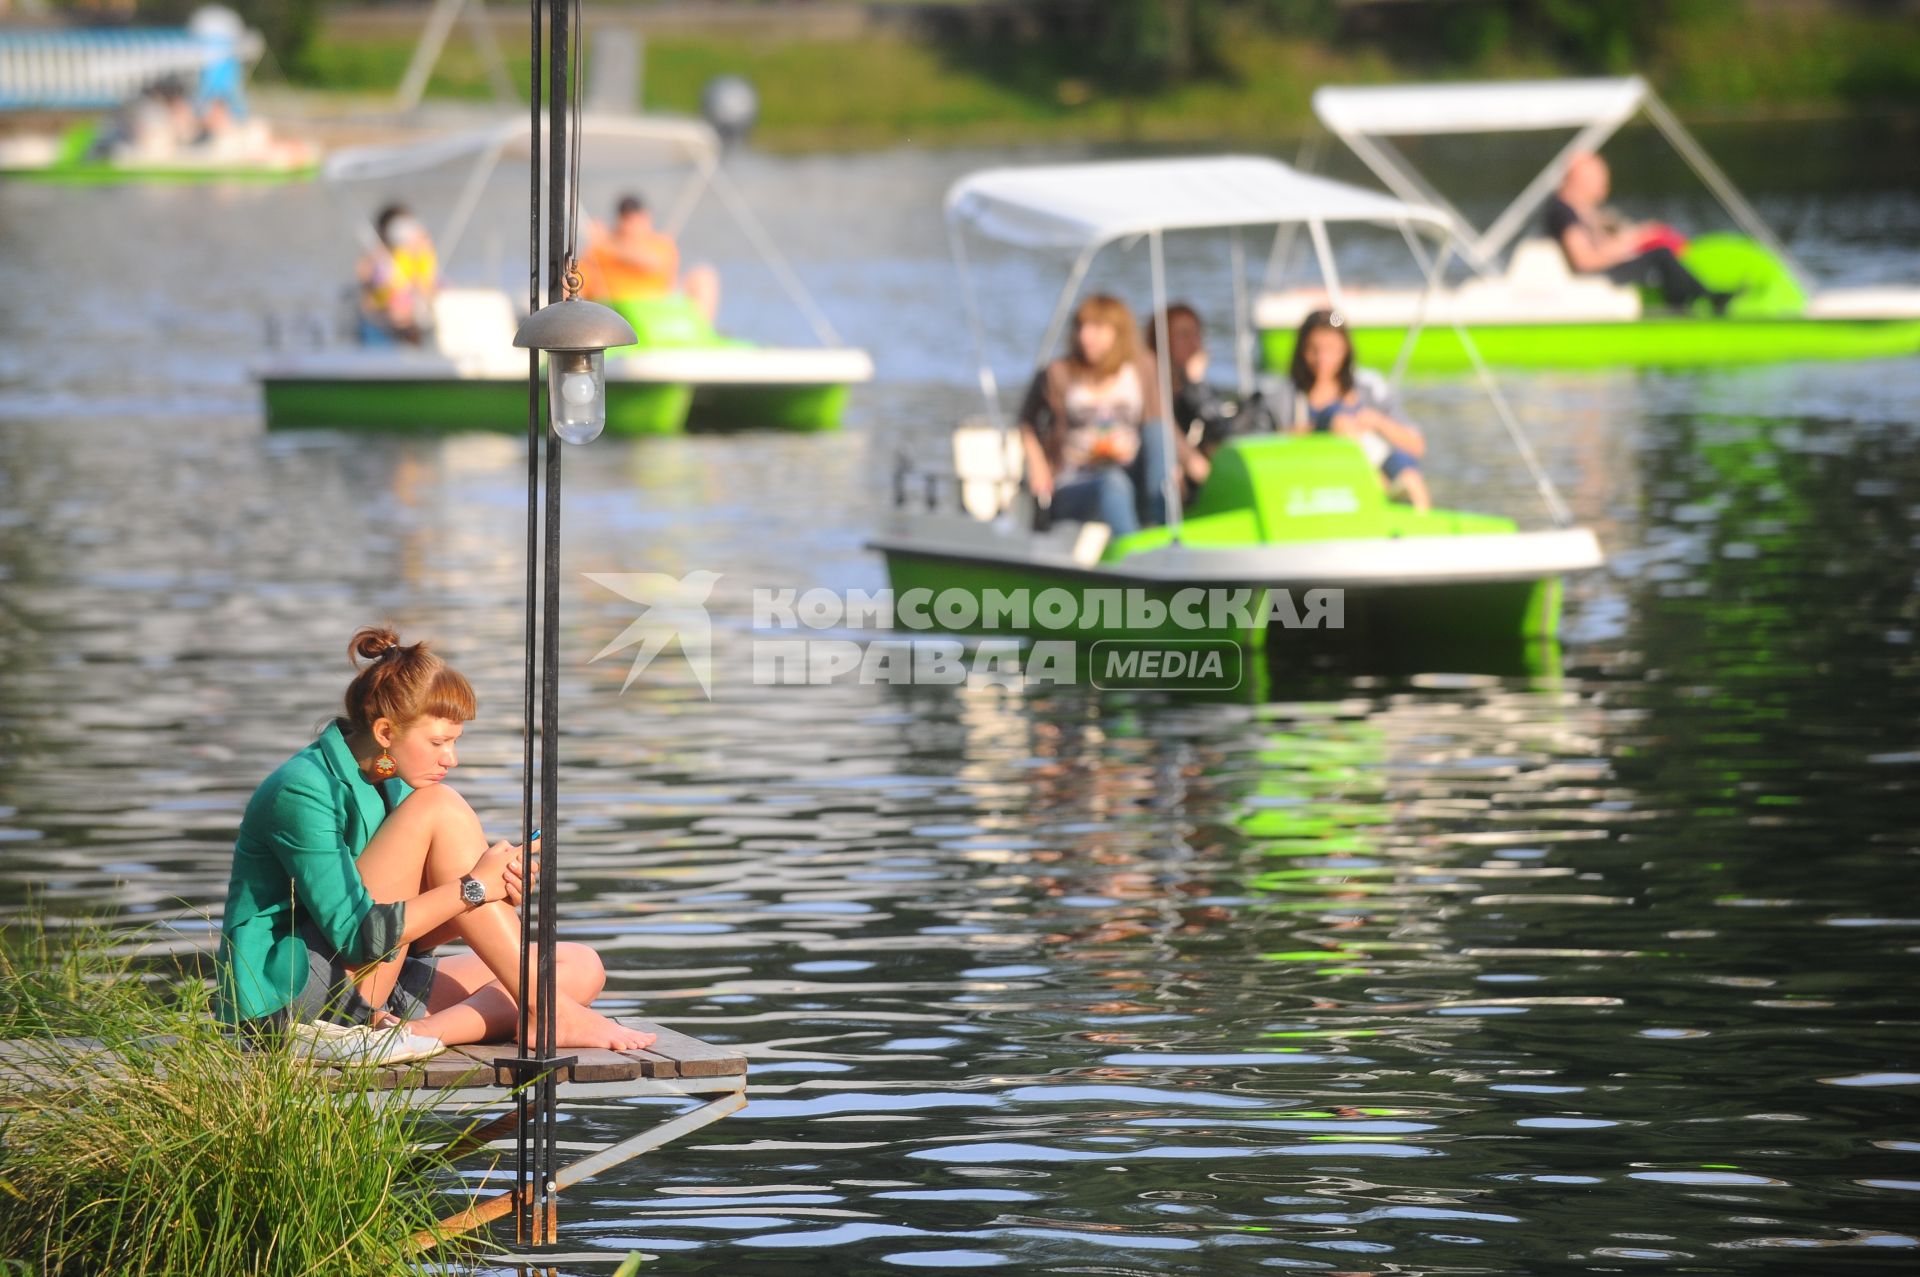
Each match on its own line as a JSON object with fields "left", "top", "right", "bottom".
{"left": 0, "top": 918, "right": 478, "bottom": 1277}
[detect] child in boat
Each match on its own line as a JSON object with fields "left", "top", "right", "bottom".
{"left": 215, "top": 625, "right": 654, "bottom": 1063}
{"left": 581, "top": 193, "right": 720, "bottom": 324}
{"left": 357, "top": 205, "right": 438, "bottom": 346}
{"left": 1543, "top": 152, "right": 1732, "bottom": 315}
{"left": 1285, "top": 310, "right": 1432, "bottom": 514}
{"left": 1018, "top": 293, "right": 1172, "bottom": 537}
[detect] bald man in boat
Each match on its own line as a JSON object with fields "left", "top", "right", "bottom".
{"left": 1543, "top": 153, "right": 1733, "bottom": 315}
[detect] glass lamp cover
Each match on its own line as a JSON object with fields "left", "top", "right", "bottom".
{"left": 547, "top": 350, "right": 606, "bottom": 444}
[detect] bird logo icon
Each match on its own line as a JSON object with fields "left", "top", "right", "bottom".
{"left": 584, "top": 570, "right": 722, "bottom": 698}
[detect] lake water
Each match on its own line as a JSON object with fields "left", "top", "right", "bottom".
{"left": 1, "top": 122, "right": 1918, "bottom": 1274}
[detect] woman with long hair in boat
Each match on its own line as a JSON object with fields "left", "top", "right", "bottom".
{"left": 1018, "top": 293, "right": 1177, "bottom": 537}
{"left": 1286, "top": 309, "right": 1433, "bottom": 514}
{"left": 216, "top": 625, "right": 654, "bottom": 1062}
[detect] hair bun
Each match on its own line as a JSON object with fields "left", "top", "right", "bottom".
{"left": 350, "top": 625, "right": 403, "bottom": 665}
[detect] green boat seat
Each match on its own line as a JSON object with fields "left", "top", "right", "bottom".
{"left": 1681, "top": 233, "right": 1808, "bottom": 318}
{"left": 608, "top": 295, "right": 719, "bottom": 349}
{"left": 56, "top": 121, "right": 98, "bottom": 166}
{"left": 1104, "top": 434, "right": 1513, "bottom": 563}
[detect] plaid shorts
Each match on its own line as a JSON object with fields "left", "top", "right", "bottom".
{"left": 277, "top": 915, "right": 440, "bottom": 1028}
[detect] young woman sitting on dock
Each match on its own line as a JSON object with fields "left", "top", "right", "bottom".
{"left": 1018, "top": 293, "right": 1184, "bottom": 537}
{"left": 215, "top": 626, "right": 655, "bottom": 1059}
{"left": 1285, "top": 310, "right": 1433, "bottom": 514}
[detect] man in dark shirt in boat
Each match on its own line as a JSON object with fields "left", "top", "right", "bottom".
{"left": 1543, "top": 152, "right": 1733, "bottom": 315}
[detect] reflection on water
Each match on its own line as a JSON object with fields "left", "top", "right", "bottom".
{"left": 2, "top": 138, "right": 1919, "bottom": 1274}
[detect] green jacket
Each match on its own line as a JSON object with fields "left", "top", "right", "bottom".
{"left": 215, "top": 719, "right": 412, "bottom": 1023}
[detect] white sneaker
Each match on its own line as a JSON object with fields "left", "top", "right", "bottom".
{"left": 290, "top": 1020, "right": 360, "bottom": 1045}
{"left": 291, "top": 1023, "right": 447, "bottom": 1067}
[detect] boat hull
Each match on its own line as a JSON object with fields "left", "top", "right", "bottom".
{"left": 874, "top": 544, "right": 1565, "bottom": 658}
{"left": 260, "top": 377, "right": 693, "bottom": 435}
{"left": 0, "top": 161, "right": 317, "bottom": 185}
{"left": 1259, "top": 315, "right": 1920, "bottom": 373}
{"left": 691, "top": 381, "right": 850, "bottom": 432}
{"left": 259, "top": 375, "right": 848, "bottom": 434}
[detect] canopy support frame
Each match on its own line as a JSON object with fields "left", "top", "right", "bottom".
{"left": 1032, "top": 245, "right": 1099, "bottom": 370}
{"left": 1639, "top": 88, "right": 1807, "bottom": 288}
{"left": 1306, "top": 218, "right": 1344, "bottom": 312}
{"left": 1228, "top": 227, "right": 1253, "bottom": 397}
{"left": 947, "top": 221, "right": 1003, "bottom": 433}
{"left": 1147, "top": 227, "right": 1185, "bottom": 535}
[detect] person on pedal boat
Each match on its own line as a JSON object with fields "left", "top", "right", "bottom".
{"left": 1143, "top": 303, "right": 1279, "bottom": 469}
{"left": 1544, "top": 152, "right": 1733, "bottom": 315}
{"left": 356, "top": 204, "right": 438, "bottom": 346}
{"left": 1018, "top": 294, "right": 1177, "bottom": 538}
{"left": 581, "top": 193, "right": 720, "bottom": 324}
{"left": 1284, "top": 310, "right": 1432, "bottom": 514}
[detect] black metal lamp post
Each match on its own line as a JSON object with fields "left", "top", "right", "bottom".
{"left": 506, "top": 0, "right": 633, "bottom": 1248}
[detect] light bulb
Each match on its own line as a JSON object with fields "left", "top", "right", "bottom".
{"left": 549, "top": 351, "right": 606, "bottom": 444}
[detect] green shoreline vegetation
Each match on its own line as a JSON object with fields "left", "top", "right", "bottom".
{"left": 250, "top": 1, "right": 1920, "bottom": 152}
{"left": 0, "top": 918, "right": 478, "bottom": 1277}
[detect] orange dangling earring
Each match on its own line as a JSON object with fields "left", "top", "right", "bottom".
{"left": 372, "top": 747, "right": 397, "bottom": 779}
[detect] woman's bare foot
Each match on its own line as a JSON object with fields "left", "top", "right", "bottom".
{"left": 552, "top": 1004, "right": 658, "bottom": 1051}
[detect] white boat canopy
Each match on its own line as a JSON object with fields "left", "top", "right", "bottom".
{"left": 946, "top": 156, "right": 1457, "bottom": 417}
{"left": 1311, "top": 76, "right": 1800, "bottom": 281}
{"left": 946, "top": 155, "right": 1453, "bottom": 253}
{"left": 322, "top": 112, "right": 720, "bottom": 186}
{"left": 1314, "top": 78, "right": 1647, "bottom": 138}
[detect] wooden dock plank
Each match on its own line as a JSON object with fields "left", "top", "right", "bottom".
{"left": 565, "top": 1047, "right": 655, "bottom": 1082}
{"left": 622, "top": 1022, "right": 746, "bottom": 1077}
{"left": 1, "top": 1021, "right": 746, "bottom": 1096}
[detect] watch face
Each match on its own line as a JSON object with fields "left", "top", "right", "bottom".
{"left": 462, "top": 876, "right": 486, "bottom": 906}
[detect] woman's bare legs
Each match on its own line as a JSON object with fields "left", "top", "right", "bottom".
{"left": 1394, "top": 468, "right": 1433, "bottom": 514}
{"left": 348, "top": 784, "right": 654, "bottom": 1048}
{"left": 403, "top": 943, "right": 651, "bottom": 1048}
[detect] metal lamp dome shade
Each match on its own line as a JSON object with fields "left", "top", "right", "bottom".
{"left": 517, "top": 299, "right": 635, "bottom": 444}
{"left": 513, "top": 297, "right": 637, "bottom": 352}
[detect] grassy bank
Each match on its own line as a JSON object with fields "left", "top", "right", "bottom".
{"left": 0, "top": 920, "right": 475, "bottom": 1277}
{"left": 276, "top": 3, "right": 1920, "bottom": 152}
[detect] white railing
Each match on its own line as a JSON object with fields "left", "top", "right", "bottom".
{"left": 0, "top": 27, "right": 259, "bottom": 111}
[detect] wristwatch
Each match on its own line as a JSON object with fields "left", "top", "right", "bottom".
{"left": 459, "top": 874, "right": 488, "bottom": 908}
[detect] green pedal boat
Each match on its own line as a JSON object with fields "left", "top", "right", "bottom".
{"left": 1256, "top": 78, "right": 1920, "bottom": 372}
{"left": 257, "top": 115, "right": 871, "bottom": 434}
{"left": 0, "top": 120, "right": 317, "bottom": 184}
{"left": 873, "top": 431, "right": 1600, "bottom": 658}
{"left": 871, "top": 156, "right": 1602, "bottom": 679}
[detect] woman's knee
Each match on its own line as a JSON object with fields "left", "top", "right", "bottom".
{"left": 398, "top": 781, "right": 476, "bottom": 821}
{"left": 559, "top": 942, "right": 606, "bottom": 985}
